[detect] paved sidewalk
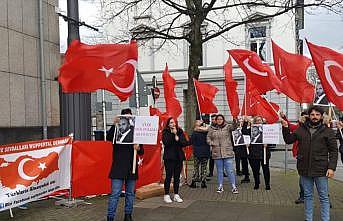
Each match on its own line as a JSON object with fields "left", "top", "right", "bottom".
{"left": 1, "top": 168, "right": 343, "bottom": 221}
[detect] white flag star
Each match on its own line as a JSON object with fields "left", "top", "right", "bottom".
{"left": 38, "top": 162, "right": 47, "bottom": 171}
{"left": 98, "top": 66, "right": 113, "bottom": 78}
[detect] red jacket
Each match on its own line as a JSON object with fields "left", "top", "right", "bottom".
{"left": 282, "top": 116, "right": 299, "bottom": 158}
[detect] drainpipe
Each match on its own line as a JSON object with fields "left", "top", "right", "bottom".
{"left": 38, "top": 0, "right": 48, "bottom": 139}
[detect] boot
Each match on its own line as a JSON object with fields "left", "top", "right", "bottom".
{"left": 241, "top": 175, "right": 250, "bottom": 183}
{"left": 124, "top": 214, "right": 133, "bottom": 221}
{"left": 107, "top": 216, "right": 114, "bottom": 221}
{"left": 201, "top": 181, "right": 207, "bottom": 188}
{"left": 189, "top": 180, "right": 197, "bottom": 188}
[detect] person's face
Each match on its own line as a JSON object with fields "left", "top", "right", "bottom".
{"left": 234, "top": 132, "right": 240, "bottom": 140}
{"left": 118, "top": 118, "right": 129, "bottom": 133}
{"left": 309, "top": 110, "right": 322, "bottom": 124}
{"left": 216, "top": 116, "right": 224, "bottom": 126}
{"left": 254, "top": 117, "right": 263, "bottom": 124}
{"left": 316, "top": 83, "right": 324, "bottom": 96}
{"left": 252, "top": 127, "right": 259, "bottom": 137}
{"left": 195, "top": 120, "right": 202, "bottom": 127}
{"left": 211, "top": 117, "right": 216, "bottom": 124}
{"left": 168, "top": 119, "right": 176, "bottom": 129}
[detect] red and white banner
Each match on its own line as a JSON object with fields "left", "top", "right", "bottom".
{"left": 0, "top": 137, "right": 72, "bottom": 211}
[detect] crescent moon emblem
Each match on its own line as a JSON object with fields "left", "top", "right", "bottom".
{"left": 243, "top": 58, "right": 268, "bottom": 77}
{"left": 111, "top": 59, "right": 137, "bottom": 93}
{"left": 18, "top": 158, "right": 39, "bottom": 181}
{"left": 324, "top": 60, "right": 343, "bottom": 96}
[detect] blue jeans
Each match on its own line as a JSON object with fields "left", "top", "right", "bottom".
{"left": 215, "top": 157, "right": 236, "bottom": 188}
{"left": 107, "top": 179, "right": 136, "bottom": 219}
{"left": 301, "top": 176, "right": 330, "bottom": 221}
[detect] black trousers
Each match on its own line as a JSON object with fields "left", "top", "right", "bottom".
{"left": 249, "top": 158, "right": 270, "bottom": 186}
{"left": 241, "top": 157, "right": 249, "bottom": 176}
{"left": 235, "top": 157, "right": 241, "bottom": 172}
{"left": 208, "top": 155, "right": 214, "bottom": 176}
{"left": 164, "top": 159, "right": 183, "bottom": 194}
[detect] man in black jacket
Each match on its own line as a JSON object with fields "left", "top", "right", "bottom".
{"left": 282, "top": 106, "right": 337, "bottom": 221}
{"left": 106, "top": 108, "right": 144, "bottom": 221}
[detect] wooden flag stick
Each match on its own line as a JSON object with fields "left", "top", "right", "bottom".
{"left": 263, "top": 145, "right": 267, "bottom": 165}
{"left": 132, "top": 149, "right": 137, "bottom": 174}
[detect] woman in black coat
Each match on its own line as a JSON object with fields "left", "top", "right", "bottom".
{"left": 241, "top": 115, "right": 271, "bottom": 190}
{"left": 162, "top": 117, "right": 189, "bottom": 203}
{"left": 106, "top": 108, "right": 144, "bottom": 221}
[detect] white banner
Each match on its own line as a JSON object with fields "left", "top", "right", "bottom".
{"left": 0, "top": 137, "right": 72, "bottom": 211}
{"left": 134, "top": 116, "right": 159, "bottom": 145}
{"left": 262, "top": 124, "right": 281, "bottom": 144}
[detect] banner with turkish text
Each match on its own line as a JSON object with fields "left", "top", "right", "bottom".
{"left": 0, "top": 137, "right": 72, "bottom": 211}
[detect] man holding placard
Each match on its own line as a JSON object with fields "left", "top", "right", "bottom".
{"left": 106, "top": 108, "right": 144, "bottom": 221}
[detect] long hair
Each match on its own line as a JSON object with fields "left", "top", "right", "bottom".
{"left": 164, "top": 117, "right": 178, "bottom": 130}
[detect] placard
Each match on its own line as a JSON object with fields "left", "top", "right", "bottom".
{"left": 133, "top": 116, "right": 159, "bottom": 145}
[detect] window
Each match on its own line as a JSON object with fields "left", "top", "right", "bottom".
{"left": 248, "top": 26, "right": 267, "bottom": 61}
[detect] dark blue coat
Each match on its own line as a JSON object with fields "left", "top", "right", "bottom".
{"left": 191, "top": 130, "right": 210, "bottom": 159}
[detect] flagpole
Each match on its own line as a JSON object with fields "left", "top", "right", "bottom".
{"left": 132, "top": 69, "right": 140, "bottom": 174}
{"left": 244, "top": 76, "right": 247, "bottom": 116}
{"left": 330, "top": 103, "right": 343, "bottom": 138}
{"left": 193, "top": 79, "right": 202, "bottom": 120}
{"left": 102, "top": 90, "right": 107, "bottom": 140}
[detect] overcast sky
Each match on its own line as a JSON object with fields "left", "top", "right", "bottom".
{"left": 59, "top": 1, "right": 343, "bottom": 55}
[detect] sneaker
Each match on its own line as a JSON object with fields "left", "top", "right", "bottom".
{"left": 216, "top": 186, "right": 224, "bottom": 193}
{"left": 18, "top": 205, "right": 28, "bottom": 210}
{"left": 173, "top": 194, "right": 183, "bottom": 203}
{"left": 241, "top": 176, "right": 250, "bottom": 183}
{"left": 265, "top": 185, "right": 271, "bottom": 190}
{"left": 163, "top": 194, "right": 172, "bottom": 203}
{"left": 232, "top": 187, "right": 239, "bottom": 194}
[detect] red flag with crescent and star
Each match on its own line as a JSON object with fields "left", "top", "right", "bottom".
{"left": 229, "top": 49, "right": 281, "bottom": 94}
{"left": 307, "top": 41, "right": 343, "bottom": 111}
{"left": 272, "top": 40, "right": 314, "bottom": 103}
{"left": 0, "top": 152, "right": 59, "bottom": 189}
{"left": 58, "top": 40, "right": 138, "bottom": 101}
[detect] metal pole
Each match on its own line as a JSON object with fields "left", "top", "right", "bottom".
{"left": 193, "top": 79, "right": 202, "bottom": 120}
{"left": 60, "top": 0, "right": 91, "bottom": 140}
{"left": 38, "top": 0, "right": 47, "bottom": 139}
{"left": 102, "top": 90, "right": 107, "bottom": 140}
{"left": 285, "top": 97, "right": 289, "bottom": 174}
{"left": 132, "top": 70, "right": 139, "bottom": 174}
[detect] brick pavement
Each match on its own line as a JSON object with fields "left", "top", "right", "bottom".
{"left": 1, "top": 168, "right": 343, "bottom": 221}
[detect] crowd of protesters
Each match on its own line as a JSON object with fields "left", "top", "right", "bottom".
{"left": 106, "top": 106, "right": 342, "bottom": 221}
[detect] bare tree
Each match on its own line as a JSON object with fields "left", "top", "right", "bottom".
{"left": 97, "top": 0, "right": 343, "bottom": 131}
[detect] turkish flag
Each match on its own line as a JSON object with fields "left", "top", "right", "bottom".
{"left": 224, "top": 56, "right": 240, "bottom": 118}
{"left": 242, "top": 80, "right": 280, "bottom": 123}
{"left": 229, "top": 49, "right": 281, "bottom": 94}
{"left": 59, "top": 40, "right": 138, "bottom": 101}
{"left": 272, "top": 40, "right": 314, "bottom": 103}
{"left": 0, "top": 152, "right": 59, "bottom": 189}
{"left": 307, "top": 41, "right": 343, "bottom": 111}
{"left": 162, "top": 64, "right": 182, "bottom": 119}
{"left": 136, "top": 144, "right": 162, "bottom": 188}
{"left": 194, "top": 79, "right": 219, "bottom": 114}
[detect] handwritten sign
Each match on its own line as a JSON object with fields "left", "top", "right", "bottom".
{"left": 133, "top": 116, "right": 159, "bottom": 144}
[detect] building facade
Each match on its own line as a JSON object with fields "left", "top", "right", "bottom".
{"left": 95, "top": 6, "right": 304, "bottom": 132}
{"left": 0, "top": 0, "right": 61, "bottom": 144}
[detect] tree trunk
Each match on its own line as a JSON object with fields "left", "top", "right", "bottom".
{"left": 185, "top": 22, "right": 202, "bottom": 133}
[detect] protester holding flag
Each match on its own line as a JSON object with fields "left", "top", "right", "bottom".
{"left": 242, "top": 116, "right": 271, "bottom": 190}
{"left": 281, "top": 106, "right": 338, "bottom": 221}
{"left": 189, "top": 120, "right": 210, "bottom": 188}
{"left": 207, "top": 114, "right": 239, "bottom": 194}
{"left": 106, "top": 108, "right": 144, "bottom": 221}
{"left": 162, "top": 117, "right": 189, "bottom": 203}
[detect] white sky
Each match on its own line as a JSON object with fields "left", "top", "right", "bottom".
{"left": 59, "top": 1, "right": 343, "bottom": 54}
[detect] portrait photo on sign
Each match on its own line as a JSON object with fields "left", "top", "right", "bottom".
{"left": 313, "top": 81, "right": 329, "bottom": 106}
{"left": 251, "top": 124, "right": 263, "bottom": 144}
{"left": 232, "top": 129, "right": 246, "bottom": 146}
{"left": 116, "top": 115, "right": 135, "bottom": 144}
